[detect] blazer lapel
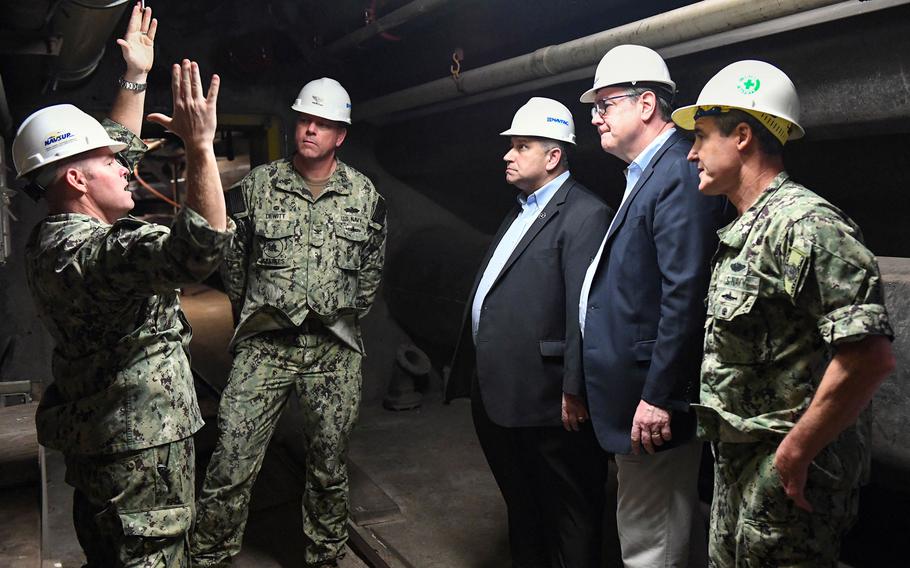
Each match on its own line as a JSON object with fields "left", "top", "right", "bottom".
{"left": 603, "top": 131, "right": 684, "bottom": 245}
{"left": 491, "top": 177, "right": 573, "bottom": 288}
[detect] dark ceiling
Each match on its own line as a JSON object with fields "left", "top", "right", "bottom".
{"left": 0, "top": 0, "right": 697, "bottom": 129}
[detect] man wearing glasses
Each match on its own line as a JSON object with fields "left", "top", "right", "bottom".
{"left": 575, "top": 44, "right": 729, "bottom": 567}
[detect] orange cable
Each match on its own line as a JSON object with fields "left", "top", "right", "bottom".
{"left": 133, "top": 165, "right": 181, "bottom": 208}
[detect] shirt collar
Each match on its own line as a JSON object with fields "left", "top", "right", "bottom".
{"left": 517, "top": 170, "right": 570, "bottom": 210}
{"left": 718, "top": 171, "right": 791, "bottom": 249}
{"left": 627, "top": 127, "right": 676, "bottom": 176}
{"left": 274, "top": 157, "right": 351, "bottom": 197}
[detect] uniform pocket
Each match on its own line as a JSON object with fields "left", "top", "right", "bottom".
{"left": 117, "top": 504, "right": 193, "bottom": 538}
{"left": 706, "top": 279, "right": 770, "bottom": 365}
{"left": 254, "top": 220, "right": 297, "bottom": 268}
{"left": 335, "top": 216, "right": 368, "bottom": 271}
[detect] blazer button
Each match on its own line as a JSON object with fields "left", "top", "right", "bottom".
{"left": 590, "top": 304, "right": 598, "bottom": 310}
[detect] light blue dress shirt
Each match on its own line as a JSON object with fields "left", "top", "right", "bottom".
{"left": 578, "top": 128, "right": 676, "bottom": 336}
{"left": 472, "top": 171, "right": 570, "bottom": 342}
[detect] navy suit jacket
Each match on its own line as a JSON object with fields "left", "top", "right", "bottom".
{"left": 581, "top": 131, "right": 731, "bottom": 454}
{"left": 446, "top": 176, "right": 613, "bottom": 428}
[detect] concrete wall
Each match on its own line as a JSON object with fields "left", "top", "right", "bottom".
{"left": 871, "top": 257, "right": 910, "bottom": 481}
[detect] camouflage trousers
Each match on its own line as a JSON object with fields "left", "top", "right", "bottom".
{"left": 191, "top": 330, "right": 362, "bottom": 567}
{"left": 64, "top": 437, "right": 195, "bottom": 568}
{"left": 708, "top": 441, "right": 860, "bottom": 567}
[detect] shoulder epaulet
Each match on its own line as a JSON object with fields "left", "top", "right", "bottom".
{"left": 225, "top": 185, "right": 249, "bottom": 219}
{"left": 371, "top": 194, "right": 386, "bottom": 227}
{"left": 112, "top": 216, "right": 148, "bottom": 229}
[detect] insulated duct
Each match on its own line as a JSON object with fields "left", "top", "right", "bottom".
{"left": 354, "top": 0, "right": 859, "bottom": 122}
{"left": 49, "top": 0, "right": 131, "bottom": 85}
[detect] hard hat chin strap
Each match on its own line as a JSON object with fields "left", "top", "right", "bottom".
{"left": 20, "top": 166, "right": 56, "bottom": 202}
{"left": 694, "top": 105, "right": 792, "bottom": 145}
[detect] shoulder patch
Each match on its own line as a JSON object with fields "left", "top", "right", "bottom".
{"left": 226, "top": 186, "right": 249, "bottom": 219}
{"left": 783, "top": 245, "right": 809, "bottom": 299}
{"left": 370, "top": 194, "right": 386, "bottom": 227}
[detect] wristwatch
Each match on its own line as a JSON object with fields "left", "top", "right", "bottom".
{"left": 118, "top": 76, "right": 147, "bottom": 92}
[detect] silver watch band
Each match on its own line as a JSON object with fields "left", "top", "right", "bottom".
{"left": 118, "top": 76, "right": 147, "bottom": 92}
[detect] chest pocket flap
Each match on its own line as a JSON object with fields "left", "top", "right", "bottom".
{"left": 256, "top": 220, "right": 297, "bottom": 239}
{"left": 335, "top": 215, "right": 369, "bottom": 242}
{"left": 707, "top": 273, "right": 769, "bottom": 364}
{"left": 710, "top": 274, "right": 760, "bottom": 320}
{"left": 255, "top": 220, "right": 297, "bottom": 267}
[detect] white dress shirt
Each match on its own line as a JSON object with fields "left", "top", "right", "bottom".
{"left": 578, "top": 128, "right": 676, "bottom": 336}
{"left": 472, "top": 171, "right": 570, "bottom": 342}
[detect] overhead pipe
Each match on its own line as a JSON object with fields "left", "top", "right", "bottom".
{"left": 327, "top": 0, "right": 451, "bottom": 54}
{"left": 49, "top": 0, "right": 131, "bottom": 85}
{"left": 370, "top": 0, "right": 910, "bottom": 125}
{"left": 355, "top": 0, "right": 852, "bottom": 122}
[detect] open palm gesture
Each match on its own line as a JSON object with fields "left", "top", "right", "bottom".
{"left": 117, "top": 2, "right": 157, "bottom": 76}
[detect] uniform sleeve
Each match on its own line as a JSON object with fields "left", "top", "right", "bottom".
{"left": 781, "top": 214, "right": 893, "bottom": 345}
{"left": 220, "top": 179, "right": 253, "bottom": 320}
{"left": 102, "top": 118, "right": 148, "bottom": 172}
{"left": 92, "top": 207, "right": 234, "bottom": 299}
{"left": 355, "top": 190, "right": 387, "bottom": 318}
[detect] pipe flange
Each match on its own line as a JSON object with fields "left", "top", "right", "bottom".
{"left": 395, "top": 343, "right": 431, "bottom": 376}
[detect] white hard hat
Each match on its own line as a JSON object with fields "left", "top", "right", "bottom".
{"left": 580, "top": 44, "right": 676, "bottom": 103}
{"left": 291, "top": 77, "right": 352, "bottom": 124}
{"left": 672, "top": 60, "right": 804, "bottom": 144}
{"left": 12, "top": 104, "right": 127, "bottom": 179}
{"left": 500, "top": 97, "right": 576, "bottom": 145}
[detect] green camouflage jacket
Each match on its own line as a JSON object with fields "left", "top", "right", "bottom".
{"left": 221, "top": 157, "right": 386, "bottom": 352}
{"left": 695, "top": 172, "right": 893, "bottom": 446}
{"left": 25, "top": 120, "right": 233, "bottom": 455}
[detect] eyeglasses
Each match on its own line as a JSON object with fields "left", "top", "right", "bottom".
{"left": 591, "top": 93, "right": 637, "bottom": 118}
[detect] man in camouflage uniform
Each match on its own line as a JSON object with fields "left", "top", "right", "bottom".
{"left": 672, "top": 60, "right": 895, "bottom": 566}
{"left": 14, "top": 5, "right": 230, "bottom": 566}
{"left": 192, "top": 77, "right": 386, "bottom": 568}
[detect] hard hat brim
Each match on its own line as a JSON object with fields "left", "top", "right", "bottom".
{"left": 671, "top": 104, "right": 804, "bottom": 140}
{"left": 15, "top": 139, "right": 128, "bottom": 179}
{"left": 499, "top": 128, "right": 577, "bottom": 145}
{"left": 579, "top": 88, "right": 597, "bottom": 104}
{"left": 291, "top": 104, "right": 352, "bottom": 125}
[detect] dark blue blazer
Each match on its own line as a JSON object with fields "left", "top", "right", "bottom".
{"left": 447, "top": 177, "right": 613, "bottom": 427}
{"left": 581, "top": 131, "right": 731, "bottom": 454}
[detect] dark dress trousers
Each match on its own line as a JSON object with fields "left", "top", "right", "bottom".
{"left": 580, "top": 131, "right": 731, "bottom": 455}
{"left": 447, "top": 176, "right": 613, "bottom": 568}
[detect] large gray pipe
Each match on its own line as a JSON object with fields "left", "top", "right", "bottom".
{"left": 50, "top": 0, "right": 131, "bottom": 85}
{"left": 371, "top": 0, "right": 910, "bottom": 126}
{"left": 327, "top": 0, "right": 452, "bottom": 54}
{"left": 354, "top": 0, "right": 847, "bottom": 122}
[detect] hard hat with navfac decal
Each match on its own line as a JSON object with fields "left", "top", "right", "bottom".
{"left": 500, "top": 97, "right": 576, "bottom": 145}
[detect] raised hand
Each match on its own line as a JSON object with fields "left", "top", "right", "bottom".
{"left": 147, "top": 60, "right": 221, "bottom": 152}
{"left": 117, "top": 2, "right": 157, "bottom": 79}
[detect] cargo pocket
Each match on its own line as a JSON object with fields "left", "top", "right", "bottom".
{"left": 118, "top": 504, "right": 193, "bottom": 538}
{"left": 254, "top": 220, "right": 297, "bottom": 268}
{"left": 706, "top": 279, "right": 769, "bottom": 365}
{"left": 118, "top": 504, "right": 193, "bottom": 565}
